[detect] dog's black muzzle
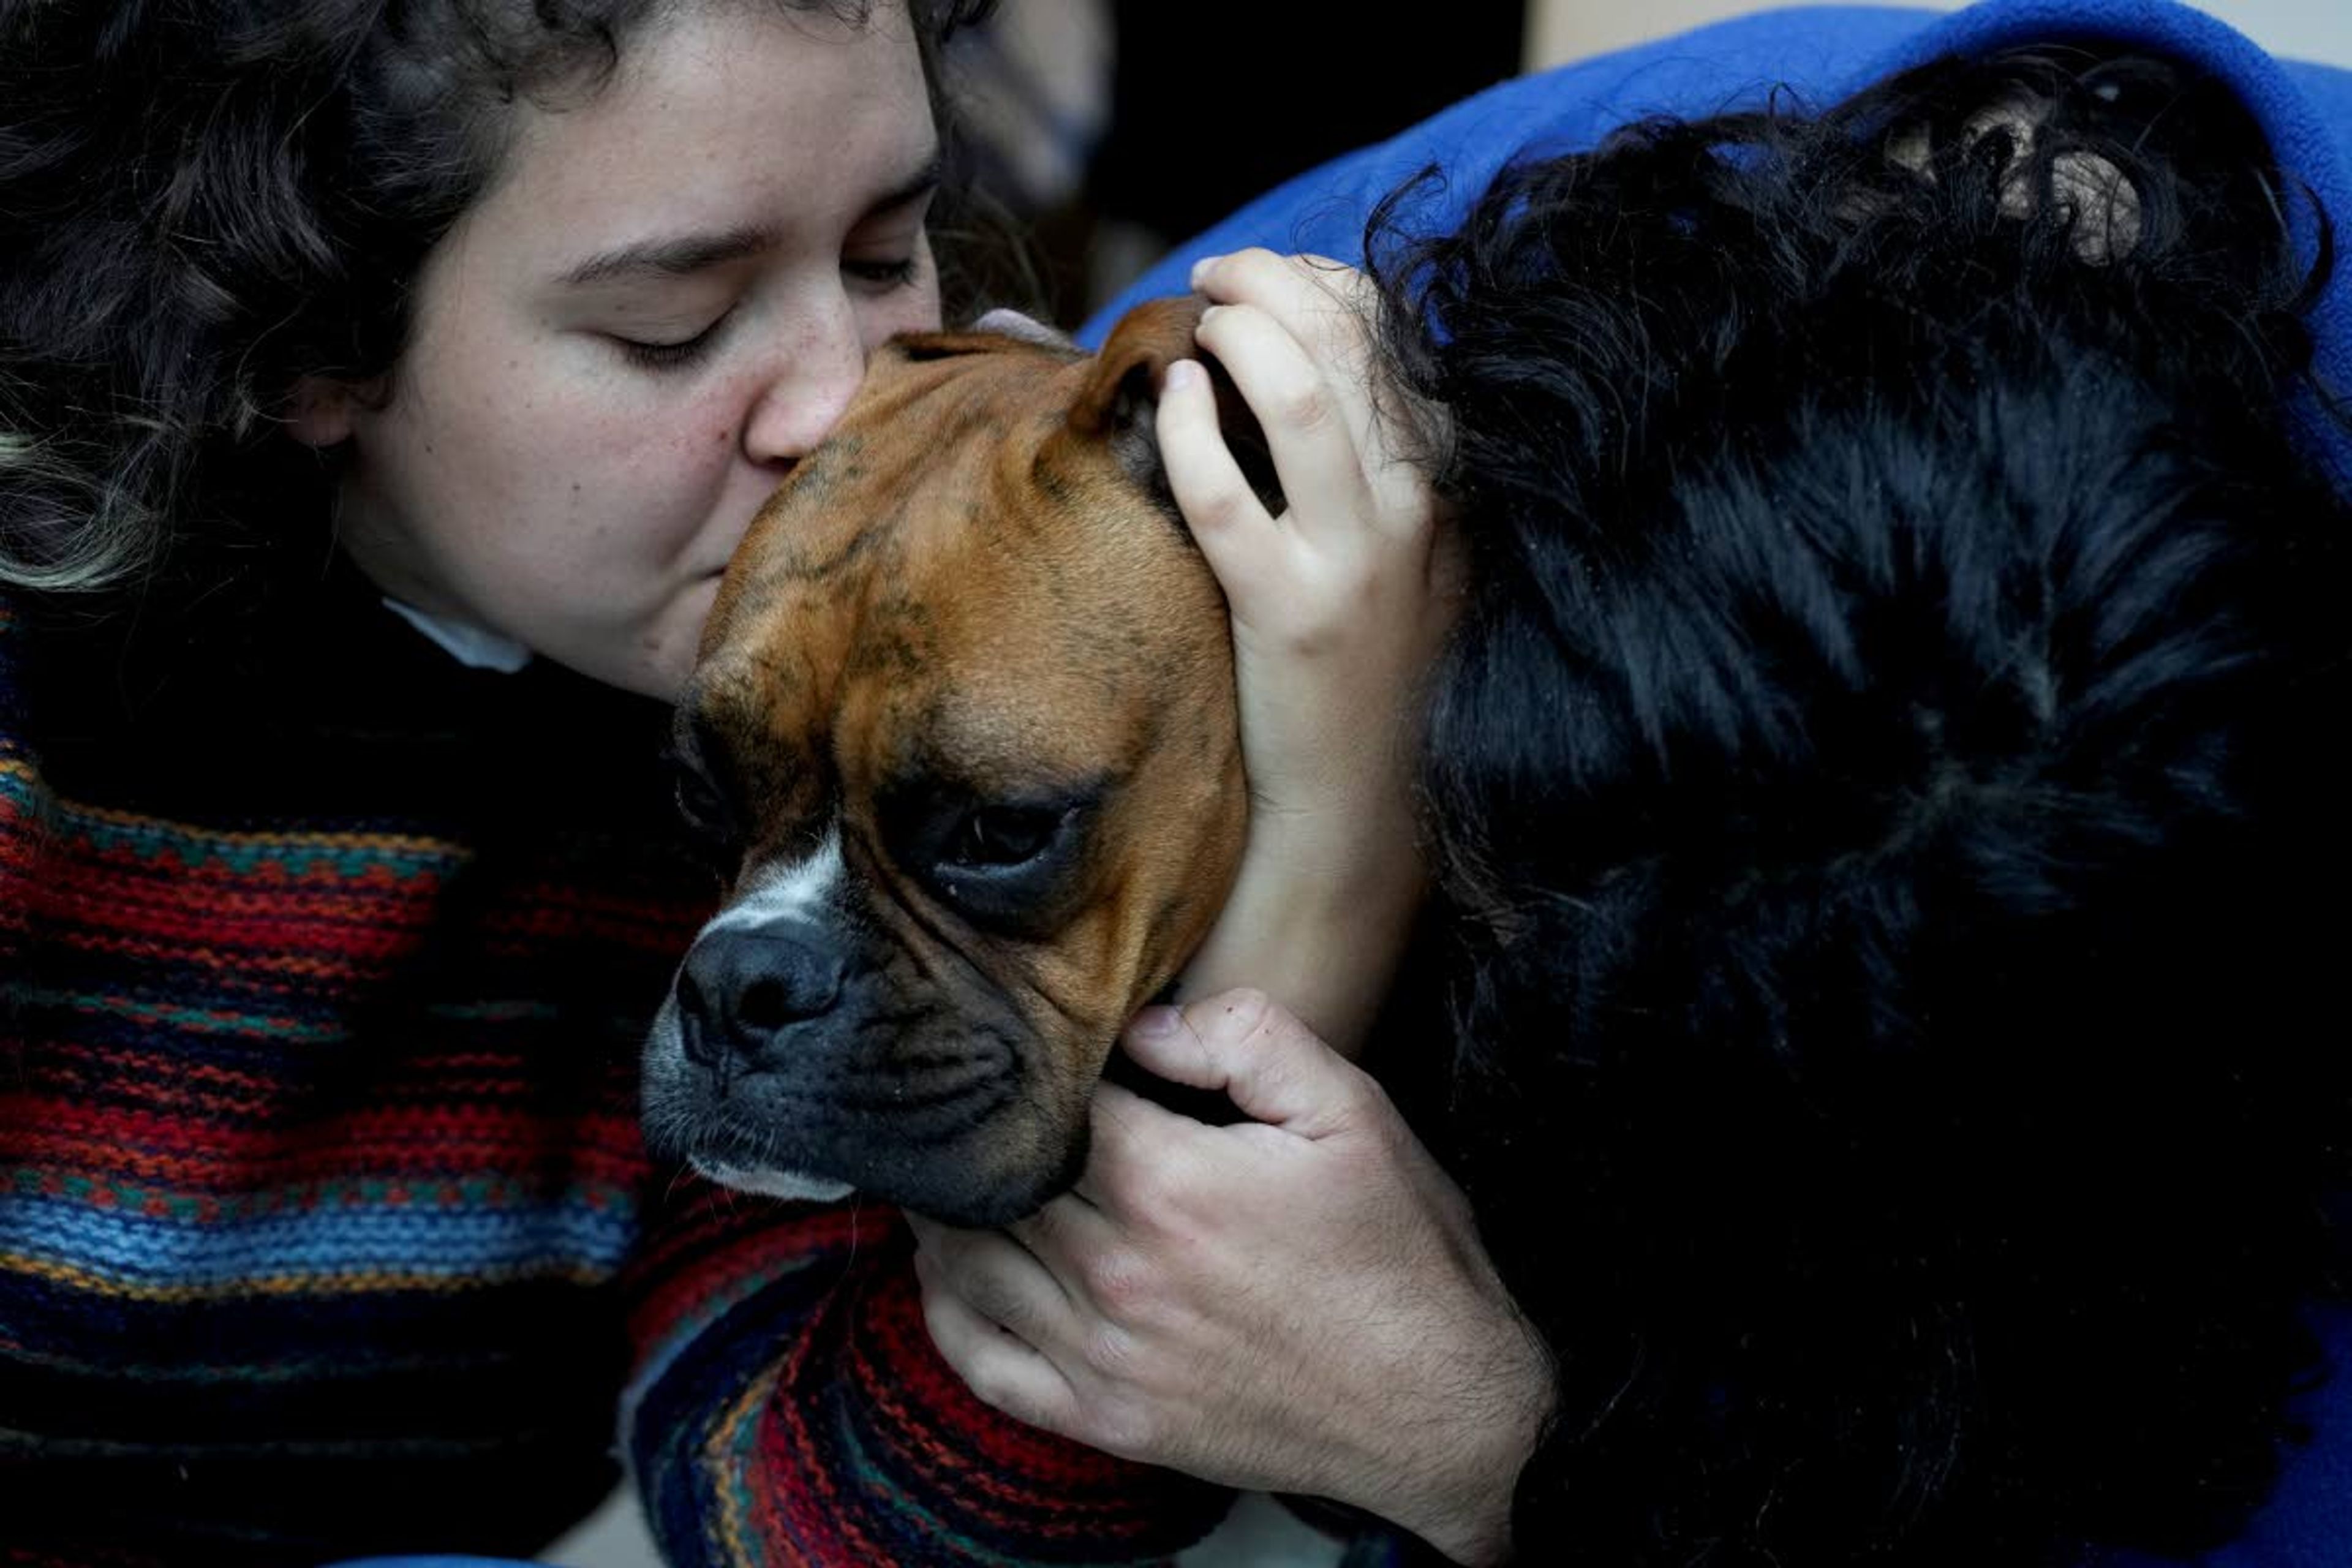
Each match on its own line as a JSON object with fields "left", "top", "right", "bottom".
{"left": 674, "top": 921, "right": 847, "bottom": 1071}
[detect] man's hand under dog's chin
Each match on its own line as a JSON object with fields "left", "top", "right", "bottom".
{"left": 906, "top": 988, "right": 1553, "bottom": 1566}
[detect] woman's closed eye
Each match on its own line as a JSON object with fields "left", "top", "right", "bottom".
{"left": 611, "top": 309, "right": 734, "bottom": 372}
{"left": 843, "top": 254, "right": 920, "bottom": 291}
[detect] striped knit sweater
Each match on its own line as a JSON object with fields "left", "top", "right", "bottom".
{"left": 0, "top": 572, "right": 1224, "bottom": 1566}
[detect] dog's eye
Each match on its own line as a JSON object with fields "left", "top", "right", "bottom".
{"left": 946, "top": 805, "right": 1068, "bottom": 869}
{"left": 674, "top": 764, "right": 732, "bottom": 842}
{"left": 881, "top": 777, "right": 1102, "bottom": 936}
{"left": 663, "top": 736, "right": 742, "bottom": 869}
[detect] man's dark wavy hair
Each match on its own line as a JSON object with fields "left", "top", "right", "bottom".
{"left": 0, "top": 0, "right": 992, "bottom": 598}
{"left": 1373, "top": 45, "right": 2352, "bottom": 1566}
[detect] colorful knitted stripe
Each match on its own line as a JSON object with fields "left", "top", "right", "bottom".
{"left": 1, "top": 798, "right": 650, "bottom": 1279}
{"left": 624, "top": 1185, "right": 1231, "bottom": 1566}
{"left": 1, "top": 592, "right": 699, "bottom": 1563}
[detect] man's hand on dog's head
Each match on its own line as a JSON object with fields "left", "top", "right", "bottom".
{"left": 1162, "top": 250, "right": 1460, "bottom": 1057}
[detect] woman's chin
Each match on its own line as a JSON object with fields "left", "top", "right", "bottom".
{"left": 530, "top": 576, "right": 726, "bottom": 700}
{"left": 643, "top": 576, "right": 727, "bottom": 699}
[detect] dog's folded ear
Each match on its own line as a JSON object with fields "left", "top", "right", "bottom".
{"left": 1069, "top": 295, "right": 1284, "bottom": 518}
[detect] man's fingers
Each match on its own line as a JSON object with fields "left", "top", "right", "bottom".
{"left": 913, "top": 1248, "right": 1084, "bottom": 1436}
{"left": 1116, "top": 989, "right": 1372, "bottom": 1139}
{"left": 905, "top": 1215, "right": 1080, "bottom": 1346}
{"left": 1191, "top": 249, "right": 1430, "bottom": 530}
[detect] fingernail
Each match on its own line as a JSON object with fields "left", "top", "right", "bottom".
{"left": 1189, "top": 255, "right": 1223, "bottom": 288}
{"left": 1163, "top": 360, "right": 1202, "bottom": 394}
{"left": 1128, "top": 1004, "right": 1182, "bottom": 1039}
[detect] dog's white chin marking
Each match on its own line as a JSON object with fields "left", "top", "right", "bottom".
{"left": 690, "top": 1156, "right": 855, "bottom": 1205}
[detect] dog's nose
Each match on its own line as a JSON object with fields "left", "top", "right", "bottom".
{"left": 674, "top": 924, "right": 846, "bottom": 1066}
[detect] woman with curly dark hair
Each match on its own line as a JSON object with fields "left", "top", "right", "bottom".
{"left": 0, "top": 2, "right": 1452, "bottom": 1563}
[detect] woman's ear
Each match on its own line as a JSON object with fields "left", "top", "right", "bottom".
{"left": 285, "top": 374, "right": 378, "bottom": 448}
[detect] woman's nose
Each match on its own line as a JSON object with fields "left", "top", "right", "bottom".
{"left": 741, "top": 296, "right": 869, "bottom": 467}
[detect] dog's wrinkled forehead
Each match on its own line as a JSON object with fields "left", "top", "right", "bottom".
{"left": 682, "top": 307, "right": 1224, "bottom": 872}
{"left": 729, "top": 330, "right": 1090, "bottom": 586}
{"left": 699, "top": 303, "right": 1209, "bottom": 681}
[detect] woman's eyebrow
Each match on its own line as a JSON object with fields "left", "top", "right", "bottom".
{"left": 869, "top": 153, "right": 944, "bottom": 217}
{"left": 560, "top": 225, "right": 775, "bottom": 288}
{"left": 556, "top": 154, "right": 944, "bottom": 290}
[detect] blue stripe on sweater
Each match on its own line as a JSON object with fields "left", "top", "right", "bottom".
{"left": 0, "top": 1192, "right": 638, "bottom": 1288}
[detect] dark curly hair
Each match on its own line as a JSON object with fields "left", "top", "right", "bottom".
{"left": 0, "top": 0, "right": 992, "bottom": 596}
{"left": 1373, "top": 45, "right": 2352, "bottom": 1567}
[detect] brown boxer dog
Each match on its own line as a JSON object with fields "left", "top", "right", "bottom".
{"left": 641, "top": 298, "right": 1272, "bottom": 1227}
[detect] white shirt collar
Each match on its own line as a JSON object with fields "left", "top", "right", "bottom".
{"left": 381, "top": 597, "right": 533, "bottom": 674}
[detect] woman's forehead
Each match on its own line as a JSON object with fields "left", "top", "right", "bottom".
{"left": 472, "top": 2, "right": 937, "bottom": 251}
